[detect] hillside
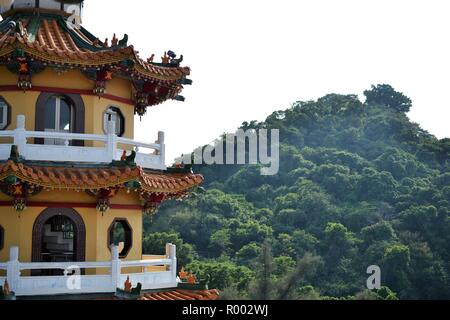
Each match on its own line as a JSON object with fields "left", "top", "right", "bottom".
{"left": 143, "top": 85, "right": 450, "bottom": 300}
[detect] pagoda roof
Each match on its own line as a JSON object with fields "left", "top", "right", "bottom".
{"left": 0, "top": 160, "right": 203, "bottom": 194}
{"left": 0, "top": 12, "right": 190, "bottom": 81}
{"left": 0, "top": 11, "right": 191, "bottom": 111}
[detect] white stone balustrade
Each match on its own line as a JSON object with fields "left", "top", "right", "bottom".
{"left": 0, "top": 245, "right": 178, "bottom": 297}
{"left": 0, "top": 115, "right": 166, "bottom": 170}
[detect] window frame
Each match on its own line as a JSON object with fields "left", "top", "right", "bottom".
{"left": 0, "top": 96, "right": 12, "bottom": 130}
{"left": 44, "top": 95, "right": 75, "bottom": 133}
{"left": 103, "top": 106, "right": 125, "bottom": 137}
{"left": 107, "top": 218, "right": 132, "bottom": 259}
{"left": 35, "top": 92, "right": 85, "bottom": 146}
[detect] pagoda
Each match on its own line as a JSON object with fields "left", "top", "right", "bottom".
{"left": 0, "top": 0, "right": 211, "bottom": 299}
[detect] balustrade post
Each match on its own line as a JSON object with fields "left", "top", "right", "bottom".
{"left": 158, "top": 131, "right": 165, "bottom": 167}
{"left": 106, "top": 120, "right": 117, "bottom": 162}
{"left": 110, "top": 245, "right": 121, "bottom": 290}
{"left": 166, "top": 243, "right": 177, "bottom": 283}
{"left": 13, "top": 115, "right": 27, "bottom": 158}
{"left": 7, "top": 246, "right": 20, "bottom": 292}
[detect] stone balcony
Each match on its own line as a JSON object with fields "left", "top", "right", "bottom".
{"left": 0, "top": 115, "right": 166, "bottom": 170}
{"left": 0, "top": 244, "right": 177, "bottom": 297}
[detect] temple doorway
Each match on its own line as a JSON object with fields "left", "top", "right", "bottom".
{"left": 32, "top": 208, "right": 86, "bottom": 275}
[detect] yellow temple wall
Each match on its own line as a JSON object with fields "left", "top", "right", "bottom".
{"left": 0, "top": 189, "right": 143, "bottom": 275}
{"left": 0, "top": 66, "right": 17, "bottom": 84}
{"left": 0, "top": 90, "right": 40, "bottom": 132}
{"left": 32, "top": 69, "right": 93, "bottom": 91}
{"left": 0, "top": 67, "right": 135, "bottom": 143}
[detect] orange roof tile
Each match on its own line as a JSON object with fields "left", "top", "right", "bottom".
{"left": 0, "top": 160, "right": 203, "bottom": 193}
{"left": 139, "top": 289, "right": 220, "bottom": 301}
{"left": 94, "top": 289, "right": 219, "bottom": 301}
{"left": 0, "top": 12, "right": 190, "bottom": 82}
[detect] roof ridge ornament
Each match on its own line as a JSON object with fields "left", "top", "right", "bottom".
{"left": 8, "top": 145, "right": 22, "bottom": 163}
{"left": 167, "top": 50, "right": 184, "bottom": 67}
{"left": 0, "top": 1, "right": 191, "bottom": 112}
{"left": 110, "top": 150, "right": 137, "bottom": 167}
{"left": 118, "top": 34, "right": 128, "bottom": 46}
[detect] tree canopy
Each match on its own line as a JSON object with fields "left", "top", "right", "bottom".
{"left": 145, "top": 84, "right": 449, "bottom": 300}
{"left": 364, "top": 84, "right": 413, "bottom": 113}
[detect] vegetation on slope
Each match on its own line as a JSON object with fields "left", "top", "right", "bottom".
{"left": 144, "top": 84, "right": 450, "bottom": 300}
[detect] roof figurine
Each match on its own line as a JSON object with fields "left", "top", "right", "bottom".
{"left": 0, "top": 0, "right": 193, "bottom": 116}
{"left": 0, "top": 0, "right": 210, "bottom": 300}
{"left": 124, "top": 276, "right": 132, "bottom": 293}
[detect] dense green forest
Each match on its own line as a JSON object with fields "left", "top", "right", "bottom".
{"left": 143, "top": 84, "right": 450, "bottom": 300}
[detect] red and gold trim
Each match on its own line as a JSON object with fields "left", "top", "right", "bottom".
{"left": 0, "top": 160, "right": 203, "bottom": 193}
{"left": 0, "top": 85, "right": 134, "bottom": 105}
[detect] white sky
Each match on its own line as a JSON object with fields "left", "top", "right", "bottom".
{"left": 83, "top": 0, "right": 450, "bottom": 163}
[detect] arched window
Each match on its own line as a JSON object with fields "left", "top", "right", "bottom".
{"left": 103, "top": 106, "right": 125, "bottom": 137}
{"left": 0, "top": 96, "right": 11, "bottom": 130}
{"left": 35, "top": 92, "right": 85, "bottom": 146}
{"left": 45, "top": 95, "right": 73, "bottom": 133}
{"left": 108, "top": 218, "right": 132, "bottom": 258}
{"left": 42, "top": 95, "right": 74, "bottom": 145}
